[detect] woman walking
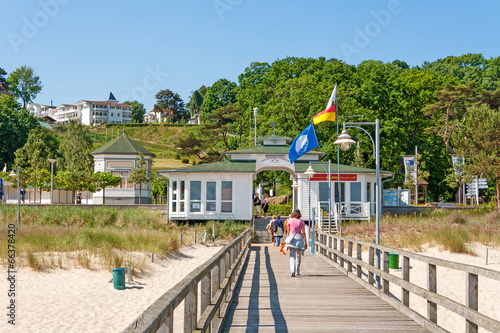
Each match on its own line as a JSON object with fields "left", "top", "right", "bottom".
{"left": 286, "top": 209, "right": 307, "bottom": 277}
{"left": 262, "top": 193, "right": 270, "bottom": 217}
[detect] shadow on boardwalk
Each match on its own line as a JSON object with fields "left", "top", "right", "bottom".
{"left": 222, "top": 245, "right": 428, "bottom": 332}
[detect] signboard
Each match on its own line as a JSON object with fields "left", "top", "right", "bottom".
{"left": 384, "top": 188, "right": 411, "bottom": 206}
{"left": 384, "top": 189, "right": 399, "bottom": 206}
{"left": 310, "top": 174, "right": 357, "bottom": 181}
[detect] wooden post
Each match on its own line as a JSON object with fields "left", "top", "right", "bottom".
{"left": 368, "top": 246, "right": 374, "bottom": 285}
{"left": 328, "top": 235, "right": 333, "bottom": 260}
{"left": 402, "top": 256, "right": 410, "bottom": 307}
{"left": 427, "top": 263, "right": 437, "bottom": 323}
{"left": 211, "top": 262, "right": 220, "bottom": 332}
{"left": 194, "top": 229, "right": 197, "bottom": 244}
{"left": 333, "top": 238, "right": 338, "bottom": 263}
{"left": 339, "top": 239, "right": 345, "bottom": 269}
{"left": 466, "top": 273, "right": 479, "bottom": 333}
{"left": 383, "top": 251, "right": 389, "bottom": 294}
{"left": 347, "top": 241, "right": 353, "bottom": 273}
{"left": 184, "top": 284, "right": 197, "bottom": 332}
{"left": 200, "top": 272, "right": 211, "bottom": 319}
{"left": 356, "top": 243, "right": 362, "bottom": 278}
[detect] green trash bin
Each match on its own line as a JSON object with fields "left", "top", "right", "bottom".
{"left": 389, "top": 253, "right": 399, "bottom": 269}
{"left": 112, "top": 268, "right": 126, "bottom": 290}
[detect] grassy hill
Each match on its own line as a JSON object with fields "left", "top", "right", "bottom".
{"left": 89, "top": 124, "right": 201, "bottom": 172}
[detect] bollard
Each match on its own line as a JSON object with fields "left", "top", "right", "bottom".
{"left": 194, "top": 229, "right": 197, "bottom": 244}
{"left": 180, "top": 233, "right": 183, "bottom": 245}
{"left": 486, "top": 248, "right": 489, "bottom": 265}
{"left": 151, "top": 253, "right": 154, "bottom": 262}
{"left": 203, "top": 229, "right": 207, "bottom": 243}
{"left": 127, "top": 264, "right": 131, "bottom": 283}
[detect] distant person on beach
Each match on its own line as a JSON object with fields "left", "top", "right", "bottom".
{"left": 262, "top": 193, "right": 269, "bottom": 217}
{"left": 253, "top": 193, "right": 261, "bottom": 217}
{"left": 286, "top": 209, "right": 307, "bottom": 277}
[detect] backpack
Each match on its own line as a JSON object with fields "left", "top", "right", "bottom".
{"left": 273, "top": 218, "right": 282, "bottom": 232}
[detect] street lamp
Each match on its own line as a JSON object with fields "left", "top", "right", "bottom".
{"left": 253, "top": 107, "right": 258, "bottom": 147}
{"left": 304, "top": 164, "right": 315, "bottom": 252}
{"left": 9, "top": 167, "right": 21, "bottom": 225}
{"left": 307, "top": 161, "right": 334, "bottom": 234}
{"left": 334, "top": 119, "right": 381, "bottom": 288}
{"left": 48, "top": 159, "right": 57, "bottom": 204}
{"left": 291, "top": 179, "right": 299, "bottom": 211}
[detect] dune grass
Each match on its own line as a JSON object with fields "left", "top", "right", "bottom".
{"left": 343, "top": 209, "right": 500, "bottom": 254}
{"left": 0, "top": 205, "right": 250, "bottom": 273}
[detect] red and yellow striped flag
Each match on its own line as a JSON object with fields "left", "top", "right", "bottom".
{"left": 313, "top": 85, "right": 336, "bottom": 125}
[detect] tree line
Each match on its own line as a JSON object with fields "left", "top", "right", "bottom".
{"left": 2, "top": 53, "right": 500, "bottom": 206}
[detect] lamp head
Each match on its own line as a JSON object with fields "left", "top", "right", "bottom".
{"left": 334, "top": 130, "right": 356, "bottom": 151}
{"left": 304, "top": 165, "right": 315, "bottom": 178}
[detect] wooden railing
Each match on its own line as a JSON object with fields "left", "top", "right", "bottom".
{"left": 123, "top": 229, "right": 252, "bottom": 333}
{"left": 313, "top": 231, "right": 500, "bottom": 333}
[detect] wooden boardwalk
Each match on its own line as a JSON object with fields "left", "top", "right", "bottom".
{"left": 222, "top": 244, "right": 428, "bottom": 332}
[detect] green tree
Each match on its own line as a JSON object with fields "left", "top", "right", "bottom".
{"left": 204, "top": 104, "right": 243, "bottom": 151}
{"left": 123, "top": 100, "right": 146, "bottom": 123}
{"left": 0, "top": 94, "right": 39, "bottom": 168}
{"left": 0, "top": 67, "right": 8, "bottom": 89}
{"left": 13, "top": 127, "right": 59, "bottom": 203}
{"left": 151, "top": 178, "right": 168, "bottom": 204}
{"left": 187, "top": 85, "right": 208, "bottom": 118}
{"left": 7, "top": 65, "right": 43, "bottom": 107}
{"left": 202, "top": 79, "right": 237, "bottom": 119}
{"left": 58, "top": 122, "right": 94, "bottom": 201}
{"left": 129, "top": 154, "right": 151, "bottom": 204}
{"left": 154, "top": 89, "right": 185, "bottom": 123}
{"left": 92, "top": 172, "right": 122, "bottom": 204}
{"left": 452, "top": 104, "right": 500, "bottom": 209}
{"left": 176, "top": 130, "right": 211, "bottom": 159}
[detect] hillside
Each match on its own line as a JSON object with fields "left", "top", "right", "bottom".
{"left": 89, "top": 124, "right": 200, "bottom": 172}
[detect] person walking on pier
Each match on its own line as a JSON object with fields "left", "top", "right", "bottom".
{"left": 286, "top": 209, "right": 307, "bottom": 277}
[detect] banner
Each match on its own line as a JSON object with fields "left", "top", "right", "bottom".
{"left": 288, "top": 122, "right": 319, "bottom": 164}
{"left": 403, "top": 156, "right": 417, "bottom": 185}
{"left": 451, "top": 155, "right": 464, "bottom": 178}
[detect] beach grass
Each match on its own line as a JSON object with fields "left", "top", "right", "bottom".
{"left": 343, "top": 209, "right": 500, "bottom": 254}
{"left": 0, "top": 205, "right": 250, "bottom": 273}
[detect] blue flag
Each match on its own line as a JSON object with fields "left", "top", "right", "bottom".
{"left": 288, "top": 122, "right": 319, "bottom": 164}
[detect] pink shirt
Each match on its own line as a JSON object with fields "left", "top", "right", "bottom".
{"left": 287, "top": 218, "right": 304, "bottom": 234}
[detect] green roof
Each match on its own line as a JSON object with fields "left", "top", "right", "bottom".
{"left": 158, "top": 161, "right": 257, "bottom": 174}
{"left": 224, "top": 145, "right": 325, "bottom": 158}
{"left": 91, "top": 134, "right": 155, "bottom": 156}
{"left": 156, "top": 160, "right": 392, "bottom": 176}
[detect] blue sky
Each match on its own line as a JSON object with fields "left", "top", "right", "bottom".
{"left": 2, "top": 0, "right": 499, "bottom": 112}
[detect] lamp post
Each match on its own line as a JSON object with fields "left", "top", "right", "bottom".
{"left": 10, "top": 167, "right": 21, "bottom": 225}
{"left": 334, "top": 119, "right": 381, "bottom": 288}
{"left": 253, "top": 107, "right": 258, "bottom": 146}
{"left": 304, "top": 164, "right": 315, "bottom": 252}
{"left": 309, "top": 160, "right": 332, "bottom": 234}
{"left": 48, "top": 159, "right": 57, "bottom": 204}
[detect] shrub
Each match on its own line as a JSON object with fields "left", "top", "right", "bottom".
{"left": 447, "top": 212, "right": 468, "bottom": 225}
{"left": 175, "top": 154, "right": 181, "bottom": 160}
{"left": 181, "top": 157, "right": 189, "bottom": 163}
{"left": 268, "top": 204, "right": 293, "bottom": 217}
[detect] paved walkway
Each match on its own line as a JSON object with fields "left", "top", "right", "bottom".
{"left": 222, "top": 244, "right": 428, "bottom": 332}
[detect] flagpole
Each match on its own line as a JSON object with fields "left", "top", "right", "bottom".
{"left": 336, "top": 83, "right": 342, "bottom": 236}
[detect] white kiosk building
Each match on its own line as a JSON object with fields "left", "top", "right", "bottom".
{"left": 157, "top": 135, "right": 392, "bottom": 227}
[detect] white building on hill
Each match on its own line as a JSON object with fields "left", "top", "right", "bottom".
{"left": 27, "top": 92, "right": 132, "bottom": 126}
